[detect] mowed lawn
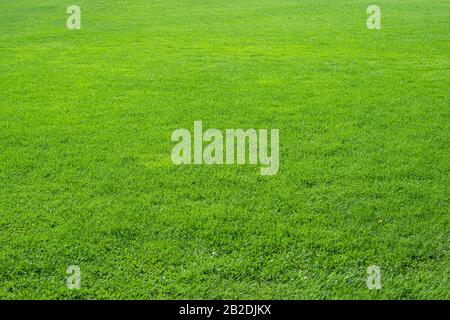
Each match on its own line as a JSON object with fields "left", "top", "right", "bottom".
{"left": 0, "top": 0, "right": 448, "bottom": 299}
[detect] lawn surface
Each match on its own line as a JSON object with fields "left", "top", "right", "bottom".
{"left": 0, "top": 0, "right": 449, "bottom": 299}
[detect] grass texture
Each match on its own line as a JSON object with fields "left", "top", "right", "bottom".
{"left": 0, "top": 0, "right": 448, "bottom": 299}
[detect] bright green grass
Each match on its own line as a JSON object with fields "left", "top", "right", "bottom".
{"left": 0, "top": 0, "right": 448, "bottom": 299}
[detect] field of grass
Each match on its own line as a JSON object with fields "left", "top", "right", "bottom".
{"left": 0, "top": 0, "right": 449, "bottom": 299}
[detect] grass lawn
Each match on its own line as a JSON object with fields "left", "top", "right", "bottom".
{"left": 0, "top": 0, "right": 448, "bottom": 299}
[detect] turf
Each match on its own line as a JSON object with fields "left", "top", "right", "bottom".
{"left": 0, "top": 0, "right": 448, "bottom": 299}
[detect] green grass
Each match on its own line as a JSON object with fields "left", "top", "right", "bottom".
{"left": 0, "top": 0, "right": 448, "bottom": 299}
